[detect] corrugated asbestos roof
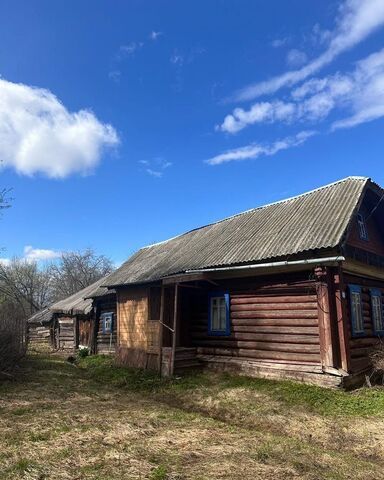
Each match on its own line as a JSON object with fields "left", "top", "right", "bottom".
{"left": 104, "top": 177, "right": 377, "bottom": 287}
{"left": 50, "top": 276, "right": 110, "bottom": 315}
{"left": 27, "top": 275, "right": 114, "bottom": 323}
{"left": 27, "top": 307, "right": 53, "bottom": 325}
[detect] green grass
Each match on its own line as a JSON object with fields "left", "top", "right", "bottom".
{"left": 77, "top": 354, "right": 384, "bottom": 417}
{"left": 0, "top": 353, "right": 383, "bottom": 480}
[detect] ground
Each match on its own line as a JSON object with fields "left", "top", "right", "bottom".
{"left": 0, "top": 354, "right": 384, "bottom": 480}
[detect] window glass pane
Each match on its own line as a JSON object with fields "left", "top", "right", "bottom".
{"left": 372, "top": 296, "right": 383, "bottom": 332}
{"left": 351, "top": 292, "right": 363, "bottom": 333}
{"left": 210, "top": 296, "right": 228, "bottom": 333}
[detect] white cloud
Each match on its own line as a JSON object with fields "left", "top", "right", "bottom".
{"left": 117, "top": 42, "right": 143, "bottom": 59}
{"left": 286, "top": 49, "right": 308, "bottom": 68}
{"left": 150, "top": 31, "right": 162, "bottom": 40}
{"left": 206, "top": 130, "right": 316, "bottom": 165}
{"left": 271, "top": 37, "right": 290, "bottom": 48}
{"left": 170, "top": 52, "right": 184, "bottom": 66}
{"left": 219, "top": 47, "right": 384, "bottom": 134}
{"left": 218, "top": 101, "right": 296, "bottom": 133}
{"left": 108, "top": 70, "right": 121, "bottom": 83}
{"left": 0, "top": 245, "right": 61, "bottom": 265}
{"left": 231, "top": 0, "right": 384, "bottom": 101}
{"left": 23, "top": 246, "right": 61, "bottom": 262}
{"left": 139, "top": 158, "right": 172, "bottom": 178}
{"left": 0, "top": 79, "right": 119, "bottom": 178}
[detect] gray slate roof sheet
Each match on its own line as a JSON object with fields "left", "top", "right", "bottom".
{"left": 104, "top": 177, "right": 375, "bottom": 287}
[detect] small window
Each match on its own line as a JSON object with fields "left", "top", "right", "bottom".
{"left": 349, "top": 285, "right": 365, "bottom": 337}
{"left": 208, "top": 293, "right": 230, "bottom": 336}
{"left": 357, "top": 213, "right": 369, "bottom": 241}
{"left": 370, "top": 288, "right": 384, "bottom": 335}
{"left": 101, "top": 312, "right": 113, "bottom": 333}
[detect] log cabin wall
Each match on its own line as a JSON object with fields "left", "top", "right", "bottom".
{"left": 342, "top": 272, "right": 384, "bottom": 374}
{"left": 28, "top": 323, "right": 51, "bottom": 351}
{"left": 57, "top": 316, "right": 75, "bottom": 351}
{"left": 186, "top": 273, "right": 323, "bottom": 369}
{"left": 116, "top": 286, "right": 159, "bottom": 370}
{"left": 96, "top": 298, "right": 117, "bottom": 354}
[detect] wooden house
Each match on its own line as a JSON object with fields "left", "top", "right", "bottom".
{"left": 27, "top": 276, "right": 117, "bottom": 354}
{"left": 102, "top": 177, "right": 384, "bottom": 388}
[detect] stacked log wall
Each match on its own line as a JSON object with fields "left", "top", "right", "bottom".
{"left": 96, "top": 299, "right": 117, "bottom": 354}
{"left": 188, "top": 276, "right": 322, "bottom": 367}
{"left": 343, "top": 273, "right": 384, "bottom": 374}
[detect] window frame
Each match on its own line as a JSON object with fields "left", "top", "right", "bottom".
{"left": 100, "top": 312, "right": 114, "bottom": 334}
{"left": 357, "top": 212, "right": 369, "bottom": 241}
{"left": 370, "top": 288, "right": 384, "bottom": 336}
{"left": 349, "top": 284, "right": 365, "bottom": 338}
{"left": 208, "top": 292, "right": 230, "bottom": 336}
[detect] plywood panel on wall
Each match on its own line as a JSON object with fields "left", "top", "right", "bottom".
{"left": 118, "top": 287, "right": 148, "bottom": 349}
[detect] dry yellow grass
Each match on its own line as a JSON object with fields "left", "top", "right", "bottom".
{"left": 0, "top": 354, "right": 383, "bottom": 480}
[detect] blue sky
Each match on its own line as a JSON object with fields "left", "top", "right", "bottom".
{"left": 1, "top": 0, "right": 384, "bottom": 265}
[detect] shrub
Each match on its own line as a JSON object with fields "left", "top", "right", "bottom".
{"left": 370, "top": 341, "right": 384, "bottom": 385}
{"left": 77, "top": 345, "right": 90, "bottom": 358}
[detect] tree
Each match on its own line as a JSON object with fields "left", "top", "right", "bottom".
{"left": 0, "top": 259, "right": 53, "bottom": 316}
{"left": 49, "top": 248, "right": 113, "bottom": 299}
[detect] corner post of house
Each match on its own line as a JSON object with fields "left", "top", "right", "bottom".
{"left": 91, "top": 302, "right": 98, "bottom": 355}
{"left": 170, "top": 283, "right": 179, "bottom": 376}
{"left": 315, "top": 266, "right": 336, "bottom": 370}
{"left": 158, "top": 285, "right": 165, "bottom": 374}
{"left": 334, "top": 265, "right": 351, "bottom": 372}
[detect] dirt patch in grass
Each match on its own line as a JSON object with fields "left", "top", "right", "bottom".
{"left": 0, "top": 354, "right": 383, "bottom": 479}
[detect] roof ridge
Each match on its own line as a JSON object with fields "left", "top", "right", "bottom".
{"left": 141, "top": 176, "right": 369, "bottom": 250}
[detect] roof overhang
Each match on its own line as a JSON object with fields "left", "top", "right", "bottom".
{"left": 161, "top": 256, "right": 345, "bottom": 284}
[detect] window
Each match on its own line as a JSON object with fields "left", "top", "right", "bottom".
{"left": 101, "top": 312, "right": 113, "bottom": 333}
{"left": 370, "top": 288, "right": 384, "bottom": 335}
{"left": 357, "top": 213, "right": 369, "bottom": 241}
{"left": 349, "top": 285, "right": 365, "bottom": 337}
{"left": 208, "top": 293, "right": 230, "bottom": 336}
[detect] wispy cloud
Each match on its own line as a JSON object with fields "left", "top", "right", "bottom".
{"left": 170, "top": 51, "right": 184, "bottom": 66}
{"left": 116, "top": 42, "right": 144, "bottom": 60}
{"left": 150, "top": 31, "right": 162, "bottom": 41}
{"left": 271, "top": 37, "right": 290, "bottom": 48}
{"left": 108, "top": 70, "right": 121, "bottom": 83}
{"left": 231, "top": 0, "right": 384, "bottom": 102}
{"left": 0, "top": 78, "right": 119, "bottom": 178}
{"left": 218, "top": 47, "right": 384, "bottom": 134}
{"left": 286, "top": 49, "right": 308, "bottom": 68}
{"left": 139, "top": 158, "right": 172, "bottom": 178}
{"left": 206, "top": 130, "right": 316, "bottom": 165}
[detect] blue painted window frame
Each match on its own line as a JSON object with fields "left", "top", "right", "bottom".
{"left": 370, "top": 288, "right": 384, "bottom": 336}
{"left": 101, "top": 312, "right": 114, "bottom": 334}
{"left": 208, "top": 292, "right": 230, "bottom": 336}
{"left": 357, "top": 213, "right": 369, "bottom": 241}
{"left": 349, "top": 285, "right": 365, "bottom": 337}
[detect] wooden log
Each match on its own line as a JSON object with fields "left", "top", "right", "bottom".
{"left": 231, "top": 318, "right": 318, "bottom": 327}
{"left": 231, "top": 295, "right": 317, "bottom": 305}
{"left": 231, "top": 325, "right": 319, "bottom": 335}
{"left": 192, "top": 332, "right": 319, "bottom": 344}
{"left": 196, "top": 346, "right": 320, "bottom": 363}
{"left": 231, "top": 303, "right": 317, "bottom": 312}
{"left": 231, "top": 310, "right": 318, "bottom": 319}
